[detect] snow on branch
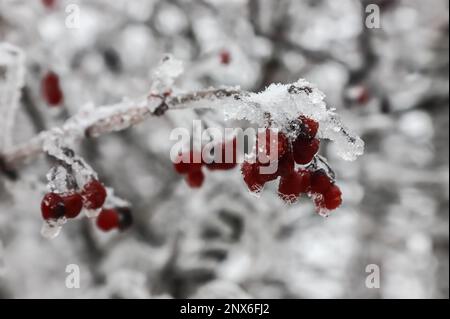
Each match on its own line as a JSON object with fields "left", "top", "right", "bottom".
{"left": 0, "top": 43, "right": 25, "bottom": 154}
{"left": 1, "top": 55, "right": 363, "bottom": 169}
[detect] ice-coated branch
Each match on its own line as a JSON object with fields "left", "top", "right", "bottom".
{"left": 0, "top": 43, "right": 25, "bottom": 153}
{"left": 0, "top": 55, "right": 364, "bottom": 172}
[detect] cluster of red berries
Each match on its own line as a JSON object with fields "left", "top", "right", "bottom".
{"left": 41, "top": 179, "right": 106, "bottom": 220}
{"left": 173, "top": 138, "right": 237, "bottom": 188}
{"left": 241, "top": 116, "right": 342, "bottom": 212}
{"left": 41, "top": 71, "right": 63, "bottom": 106}
{"left": 96, "top": 207, "right": 133, "bottom": 232}
{"left": 173, "top": 116, "right": 343, "bottom": 213}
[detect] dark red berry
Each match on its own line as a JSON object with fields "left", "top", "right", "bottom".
{"left": 257, "top": 129, "right": 288, "bottom": 162}
{"left": 206, "top": 138, "right": 238, "bottom": 170}
{"left": 41, "top": 193, "right": 65, "bottom": 220}
{"left": 173, "top": 150, "right": 203, "bottom": 174}
{"left": 278, "top": 169, "right": 311, "bottom": 203}
{"left": 241, "top": 161, "right": 265, "bottom": 193}
{"left": 62, "top": 193, "right": 83, "bottom": 218}
{"left": 81, "top": 179, "right": 107, "bottom": 209}
{"left": 324, "top": 184, "right": 342, "bottom": 210}
{"left": 96, "top": 209, "right": 119, "bottom": 232}
{"left": 186, "top": 170, "right": 205, "bottom": 188}
{"left": 42, "top": 71, "right": 63, "bottom": 106}
{"left": 298, "top": 116, "right": 319, "bottom": 138}
{"left": 292, "top": 137, "right": 320, "bottom": 164}
{"left": 310, "top": 170, "right": 332, "bottom": 194}
{"left": 275, "top": 150, "right": 295, "bottom": 177}
{"left": 219, "top": 50, "right": 231, "bottom": 65}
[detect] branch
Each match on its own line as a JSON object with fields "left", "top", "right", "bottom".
{"left": 1, "top": 87, "right": 248, "bottom": 168}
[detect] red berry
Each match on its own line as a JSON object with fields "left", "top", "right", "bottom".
{"left": 206, "top": 138, "right": 238, "bottom": 170}
{"left": 173, "top": 150, "right": 203, "bottom": 174}
{"left": 257, "top": 129, "right": 288, "bottom": 162}
{"left": 357, "top": 87, "right": 370, "bottom": 105}
{"left": 186, "top": 170, "right": 205, "bottom": 188}
{"left": 292, "top": 137, "right": 320, "bottom": 164}
{"left": 275, "top": 150, "right": 295, "bottom": 177}
{"left": 42, "top": 0, "right": 56, "bottom": 9}
{"left": 81, "top": 179, "right": 107, "bottom": 209}
{"left": 96, "top": 209, "right": 119, "bottom": 232}
{"left": 241, "top": 161, "right": 265, "bottom": 193}
{"left": 278, "top": 169, "right": 311, "bottom": 203}
{"left": 41, "top": 193, "right": 65, "bottom": 220}
{"left": 42, "top": 71, "right": 63, "bottom": 106}
{"left": 313, "top": 193, "right": 326, "bottom": 210}
{"left": 219, "top": 50, "right": 231, "bottom": 65}
{"left": 62, "top": 193, "right": 83, "bottom": 218}
{"left": 310, "top": 170, "right": 332, "bottom": 194}
{"left": 324, "top": 184, "right": 342, "bottom": 210}
{"left": 298, "top": 116, "right": 319, "bottom": 138}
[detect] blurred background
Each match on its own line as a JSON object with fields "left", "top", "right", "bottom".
{"left": 0, "top": 0, "right": 448, "bottom": 298}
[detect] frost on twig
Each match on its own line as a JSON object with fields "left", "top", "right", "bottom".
{"left": 2, "top": 56, "right": 364, "bottom": 169}
{"left": 0, "top": 43, "right": 25, "bottom": 153}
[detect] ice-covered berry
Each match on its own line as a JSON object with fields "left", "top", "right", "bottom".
{"left": 298, "top": 116, "right": 319, "bottom": 138}
{"left": 41, "top": 71, "right": 63, "bottom": 106}
{"left": 324, "top": 184, "right": 342, "bottom": 210}
{"left": 96, "top": 209, "right": 119, "bottom": 232}
{"left": 292, "top": 137, "right": 320, "bottom": 164}
{"left": 257, "top": 129, "right": 288, "bottom": 162}
{"left": 278, "top": 169, "right": 311, "bottom": 203}
{"left": 275, "top": 150, "right": 295, "bottom": 177}
{"left": 62, "top": 193, "right": 83, "bottom": 219}
{"left": 310, "top": 170, "right": 332, "bottom": 194}
{"left": 41, "top": 193, "right": 65, "bottom": 220}
{"left": 241, "top": 161, "right": 265, "bottom": 193}
{"left": 186, "top": 170, "right": 205, "bottom": 188}
{"left": 81, "top": 179, "right": 107, "bottom": 209}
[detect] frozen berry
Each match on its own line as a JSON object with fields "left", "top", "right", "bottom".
{"left": 277, "top": 170, "right": 310, "bottom": 203}
{"left": 219, "top": 50, "right": 231, "bottom": 65}
{"left": 41, "top": 193, "right": 65, "bottom": 220}
{"left": 96, "top": 209, "right": 119, "bottom": 232}
{"left": 298, "top": 116, "right": 319, "bottom": 138}
{"left": 116, "top": 207, "right": 133, "bottom": 230}
{"left": 186, "top": 170, "right": 205, "bottom": 188}
{"left": 241, "top": 161, "right": 265, "bottom": 193}
{"left": 275, "top": 150, "right": 295, "bottom": 177}
{"left": 173, "top": 150, "right": 203, "bottom": 174}
{"left": 62, "top": 193, "right": 83, "bottom": 218}
{"left": 324, "top": 184, "right": 342, "bottom": 210}
{"left": 257, "top": 129, "right": 288, "bottom": 162}
{"left": 310, "top": 170, "right": 332, "bottom": 194}
{"left": 292, "top": 137, "right": 320, "bottom": 164}
{"left": 206, "top": 138, "right": 238, "bottom": 170}
{"left": 81, "top": 179, "right": 107, "bottom": 209}
{"left": 42, "top": 71, "right": 63, "bottom": 106}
